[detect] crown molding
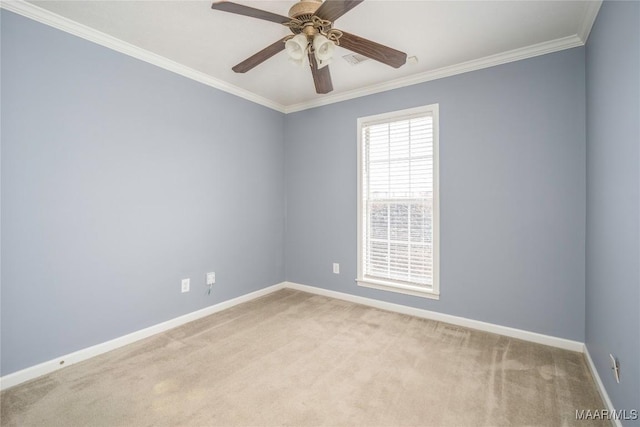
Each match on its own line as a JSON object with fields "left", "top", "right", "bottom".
{"left": 283, "top": 34, "right": 585, "bottom": 113}
{"left": 0, "top": 0, "right": 287, "bottom": 113}
{"left": 577, "top": 0, "right": 603, "bottom": 43}
{"left": 2, "top": 0, "right": 601, "bottom": 114}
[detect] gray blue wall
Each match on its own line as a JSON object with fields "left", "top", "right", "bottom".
{"left": 585, "top": 1, "right": 640, "bottom": 423}
{"left": 1, "top": 11, "right": 285, "bottom": 376}
{"left": 285, "top": 48, "right": 587, "bottom": 342}
{"left": 4, "top": 8, "right": 637, "bottom": 417}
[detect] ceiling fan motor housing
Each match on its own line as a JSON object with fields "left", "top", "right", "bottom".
{"left": 288, "top": 0, "right": 323, "bottom": 20}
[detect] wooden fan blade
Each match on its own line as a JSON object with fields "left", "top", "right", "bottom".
{"left": 314, "top": 0, "right": 363, "bottom": 22}
{"left": 211, "top": 1, "right": 290, "bottom": 24}
{"left": 232, "top": 37, "right": 288, "bottom": 73}
{"left": 339, "top": 31, "right": 407, "bottom": 68}
{"left": 308, "top": 53, "right": 333, "bottom": 94}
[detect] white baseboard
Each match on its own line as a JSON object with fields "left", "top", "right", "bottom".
{"left": 1, "top": 280, "right": 586, "bottom": 391}
{"left": 282, "top": 281, "right": 585, "bottom": 352}
{"left": 583, "top": 346, "right": 622, "bottom": 427}
{"left": 0, "top": 282, "right": 286, "bottom": 391}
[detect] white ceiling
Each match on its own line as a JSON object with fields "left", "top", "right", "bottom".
{"left": 6, "top": 0, "right": 601, "bottom": 112}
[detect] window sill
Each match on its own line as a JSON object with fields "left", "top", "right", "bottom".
{"left": 356, "top": 278, "right": 440, "bottom": 300}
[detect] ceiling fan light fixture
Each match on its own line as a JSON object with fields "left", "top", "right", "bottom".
{"left": 211, "top": 0, "right": 407, "bottom": 95}
{"left": 285, "top": 33, "right": 309, "bottom": 64}
{"left": 313, "top": 34, "right": 334, "bottom": 60}
{"left": 313, "top": 33, "right": 335, "bottom": 69}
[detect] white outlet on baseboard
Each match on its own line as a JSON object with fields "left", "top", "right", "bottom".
{"left": 333, "top": 263, "right": 340, "bottom": 274}
{"left": 181, "top": 278, "right": 190, "bottom": 293}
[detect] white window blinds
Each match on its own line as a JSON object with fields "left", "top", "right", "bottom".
{"left": 358, "top": 105, "right": 439, "bottom": 297}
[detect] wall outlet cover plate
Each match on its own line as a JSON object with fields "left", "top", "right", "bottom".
{"left": 206, "top": 272, "right": 216, "bottom": 285}
{"left": 609, "top": 353, "right": 620, "bottom": 383}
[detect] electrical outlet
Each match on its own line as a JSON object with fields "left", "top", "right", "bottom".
{"left": 609, "top": 354, "right": 620, "bottom": 383}
{"left": 206, "top": 272, "right": 216, "bottom": 285}
{"left": 333, "top": 263, "right": 340, "bottom": 274}
{"left": 181, "top": 278, "right": 190, "bottom": 293}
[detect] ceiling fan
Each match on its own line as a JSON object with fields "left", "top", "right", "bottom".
{"left": 211, "top": 0, "right": 407, "bottom": 94}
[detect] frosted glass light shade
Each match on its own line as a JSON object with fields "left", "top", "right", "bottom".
{"left": 313, "top": 34, "right": 334, "bottom": 69}
{"left": 285, "top": 34, "right": 309, "bottom": 62}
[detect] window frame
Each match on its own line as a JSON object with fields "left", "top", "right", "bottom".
{"left": 356, "top": 104, "right": 440, "bottom": 300}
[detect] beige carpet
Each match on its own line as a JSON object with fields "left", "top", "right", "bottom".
{"left": 1, "top": 289, "right": 607, "bottom": 426}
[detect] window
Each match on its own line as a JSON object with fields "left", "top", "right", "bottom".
{"left": 357, "top": 104, "right": 439, "bottom": 299}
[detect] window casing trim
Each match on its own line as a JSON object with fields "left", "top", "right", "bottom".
{"left": 356, "top": 278, "right": 440, "bottom": 300}
{"left": 356, "top": 104, "right": 440, "bottom": 300}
